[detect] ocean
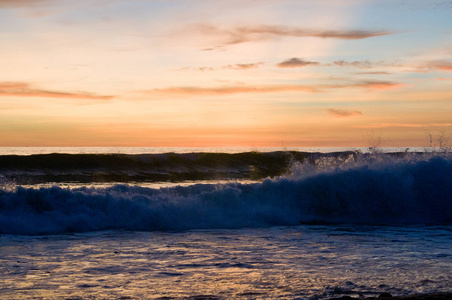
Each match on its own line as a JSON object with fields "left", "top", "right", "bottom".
{"left": 0, "top": 147, "right": 451, "bottom": 299}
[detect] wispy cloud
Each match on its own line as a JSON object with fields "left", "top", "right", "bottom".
{"left": 184, "top": 58, "right": 404, "bottom": 73}
{"left": 329, "top": 59, "right": 451, "bottom": 73}
{"left": 424, "top": 60, "right": 452, "bottom": 71}
{"left": 179, "top": 62, "right": 264, "bottom": 72}
{"left": 142, "top": 84, "right": 318, "bottom": 96}
{"left": 357, "top": 123, "right": 452, "bottom": 129}
{"left": 140, "top": 80, "right": 402, "bottom": 97}
{"left": 0, "top": 82, "right": 114, "bottom": 100}
{"left": 195, "top": 67, "right": 215, "bottom": 71}
{"left": 325, "top": 80, "right": 403, "bottom": 90}
{"left": 192, "top": 24, "right": 393, "bottom": 48}
{"left": 0, "top": 0, "right": 52, "bottom": 8}
{"left": 329, "top": 60, "right": 403, "bottom": 69}
{"left": 277, "top": 58, "right": 319, "bottom": 68}
{"left": 356, "top": 71, "right": 392, "bottom": 75}
{"left": 274, "top": 58, "right": 401, "bottom": 70}
{"left": 327, "top": 109, "right": 362, "bottom": 117}
{"left": 332, "top": 60, "right": 373, "bottom": 68}
{"left": 223, "top": 63, "right": 264, "bottom": 70}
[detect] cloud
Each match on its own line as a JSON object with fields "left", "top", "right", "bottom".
{"left": 329, "top": 59, "right": 451, "bottom": 73}
{"left": 179, "top": 62, "right": 264, "bottom": 72}
{"left": 140, "top": 80, "right": 402, "bottom": 97}
{"left": 187, "top": 63, "right": 264, "bottom": 71}
{"left": 0, "top": 0, "right": 54, "bottom": 8}
{"left": 329, "top": 59, "right": 452, "bottom": 73}
{"left": 356, "top": 71, "right": 392, "bottom": 75}
{"left": 191, "top": 24, "right": 393, "bottom": 48}
{"left": 330, "top": 60, "right": 403, "bottom": 69}
{"left": 325, "top": 80, "right": 403, "bottom": 90}
{"left": 333, "top": 60, "right": 373, "bottom": 68}
{"left": 357, "top": 123, "right": 452, "bottom": 129}
{"left": 424, "top": 60, "right": 452, "bottom": 71}
{"left": 274, "top": 58, "right": 400, "bottom": 70}
{"left": 0, "top": 82, "right": 114, "bottom": 100}
{"left": 327, "top": 109, "right": 362, "bottom": 117}
{"left": 222, "top": 63, "right": 264, "bottom": 70}
{"left": 142, "top": 84, "right": 318, "bottom": 96}
{"left": 196, "top": 67, "right": 215, "bottom": 71}
{"left": 277, "top": 58, "right": 319, "bottom": 68}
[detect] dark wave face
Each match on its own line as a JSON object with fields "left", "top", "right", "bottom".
{"left": 1, "top": 154, "right": 451, "bottom": 235}
{"left": 0, "top": 151, "right": 310, "bottom": 184}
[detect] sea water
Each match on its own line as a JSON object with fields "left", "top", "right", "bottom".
{"left": 0, "top": 147, "right": 451, "bottom": 299}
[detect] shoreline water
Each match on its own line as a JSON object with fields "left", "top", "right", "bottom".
{"left": 1, "top": 226, "right": 451, "bottom": 299}
{"left": 328, "top": 292, "right": 452, "bottom": 300}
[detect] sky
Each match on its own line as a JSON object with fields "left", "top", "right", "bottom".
{"left": 0, "top": 0, "right": 451, "bottom": 147}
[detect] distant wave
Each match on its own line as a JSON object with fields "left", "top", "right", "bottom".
{"left": 0, "top": 151, "right": 356, "bottom": 184}
{"left": 1, "top": 155, "right": 451, "bottom": 235}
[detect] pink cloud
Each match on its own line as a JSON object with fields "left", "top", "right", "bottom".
{"left": 0, "top": 82, "right": 114, "bottom": 100}
{"left": 144, "top": 84, "right": 318, "bottom": 95}
{"left": 327, "top": 109, "right": 363, "bottom": 117}
{"left": 324, "top": 80, "right": 403, "bottom": 91}
{"left": 192, "top": 24, "right": 393, "bottom": 48}
{"left": 426, "top": 60, "right": 452, "bottom": 71}
{"left": 277, "top": 58, "right": 319, "bottom": 68}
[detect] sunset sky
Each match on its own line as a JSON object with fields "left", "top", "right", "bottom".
{"left": 1, "top": 0, "right": 451, "bottom": 147}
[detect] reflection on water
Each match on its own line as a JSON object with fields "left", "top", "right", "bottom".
{"left": 18, "top": 179, "right": 260, "bottom": 190}
{"left": 1, "top": 226, "right": 451, "bottom": 299}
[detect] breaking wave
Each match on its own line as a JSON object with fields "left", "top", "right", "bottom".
{"left": 1, "top": 154, "right": 451, "bottom": 235}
